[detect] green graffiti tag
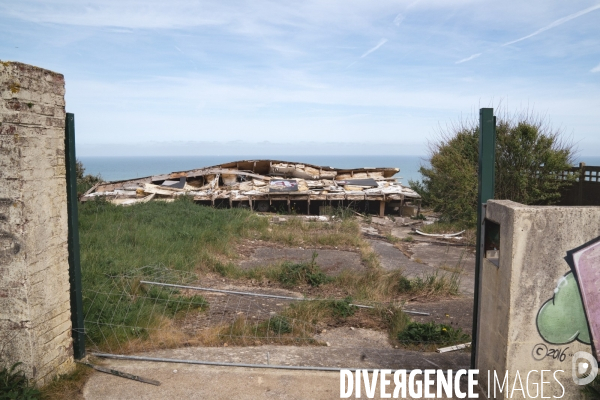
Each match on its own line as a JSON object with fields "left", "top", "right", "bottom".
{"left": 536, "top": 272, "right": 590, "bottom": 345}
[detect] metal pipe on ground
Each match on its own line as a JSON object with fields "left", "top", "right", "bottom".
{"left": 139, "top": 281, "right": 430, "bottom": 316}
{"left": 92, "top": 353, "right": 419, "bottom": 373}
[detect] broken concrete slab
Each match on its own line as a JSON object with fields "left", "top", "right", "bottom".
{"left": 408, "top": 242, "right": 475, "bottom": 295}
{"left": 366, "top": 239, "right": 437, "bottom": 278}
{"left": 238, "top": 247, "right": 364, "bottom": 275}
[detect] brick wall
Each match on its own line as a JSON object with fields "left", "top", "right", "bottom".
{"left": 0, "top": 61, "right": 74, "bottom": 385}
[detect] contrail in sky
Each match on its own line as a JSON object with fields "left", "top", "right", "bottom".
{"left": 456, "top": 53, "right": 482, "bottom": 64}
{"left": 361, "top": 38, "right": 388, "bottom": 58}
{"left": 503, "top": 3, "right": 600, "bottom": 46}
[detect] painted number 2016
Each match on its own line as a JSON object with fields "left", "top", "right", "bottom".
{"left": 532, "top": 343, "right": 569, "bottom": 362}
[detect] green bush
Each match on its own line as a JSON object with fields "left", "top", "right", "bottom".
{"left": 75, "top": 160, "right": 102, "bottom": 196}
{"left": 266, "top": 316, "right": 293, "bottom": 334}
{"left": 410, "top": 110, "right": 575, "bottom": 225}
{"left": 0, "top": 363, "right": 40, "bottom": 400}
{"left": 327, "top": 297, "right": 357, "bottom": 318}
{"left": 277, "top": 252, "right": 330, "bottom": 287}
{"left": 397, "top": 322, "right": 470, "bottom": 346}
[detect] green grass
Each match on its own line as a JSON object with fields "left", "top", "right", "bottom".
{"left": 397, "top": 321, "right": 470, "bottom": 347}
{"left": 78, "top": 198, "right": 376, "bottom": 350}
{"left": 397, "top": 271, "right": 461, "bottom": 297}
{"left": 80, "top": 197, "right": 267, "bottom": 276}
{"left": 78, "top": 199, "right": 462, "bottom": 352}
{"left": 79, "top": 197, "right": 267, "bottom": 349}
{"left": 275, "top": 252, "right": 331, "bottom": 288}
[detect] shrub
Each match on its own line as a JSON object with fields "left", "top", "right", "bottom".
{"left": 411, "top": 109, "right": 575, "bottom": 225}
{"left": 0, "top": 363, "right": 40, "bottom": 400}
{"left": 328, "top": 297, "right": 357, "bottom": 318}
{"left": 397, "top": 322, "right": 470, "bottom": 346}
{"left": 277, "top": 252, "right": 330, "bottom": 287}
{"left": 75, "top": 160, "right": 103, "bottom": 196}
{"left": 266, "top": 316, "right": 293, "bottom": 334}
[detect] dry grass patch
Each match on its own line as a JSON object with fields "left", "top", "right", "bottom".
{"left": 40, "top": 363, "right": 94, "bottom": 400}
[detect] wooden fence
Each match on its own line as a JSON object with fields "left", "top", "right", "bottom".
{"left": 558, "top": 163, "right": 600, "bottom": 206}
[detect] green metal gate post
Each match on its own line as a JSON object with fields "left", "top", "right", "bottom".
{"left": 471, "top": 108, "right": 496, "bottom": 369}
{"left": 65, "top": 113, "right": 86, "bottom": 359}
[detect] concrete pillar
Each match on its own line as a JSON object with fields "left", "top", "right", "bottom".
{"left": 0, "top": 61, "right": 74, "bottom": 385}
{"left": 476, "top": 200, "right": 600, "bottom": 399}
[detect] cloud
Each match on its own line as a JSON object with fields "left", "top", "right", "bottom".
{"left": 360, "top": 38, "right": 388, "bottom": 58}
{"left": 455, "top": 53, "right": 482, "bottom": 64}
{"left": 503, "top": 3, "right": 600, "bottom": 46}
{"left": 591, "top": 63, "right": 600, "bottom": 73}
{"left": 393, "top": 13, "right": 405, "bottom": 26}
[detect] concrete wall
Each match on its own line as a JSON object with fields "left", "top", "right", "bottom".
{"left": 0, "top": 61, "right": 74, "bottom": 385}
{"left": 476, "top": 200, "right": 600, "bottom": 399}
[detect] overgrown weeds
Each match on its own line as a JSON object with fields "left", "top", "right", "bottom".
{"left": 397, "top": 271, "right": 461, "bottom": 297}
{"left": 276, "top": 252, "right": 331, "bottom": 287}
{"left": 396, "top": 321, "right": 470, "bottom": 349}
{"left": 39, "top": 363, "right": 94, "bottom": 400}
{"left": 79, "top": 199, "right": 378, "bottom": 351}
{"left": 0, "top": 363, "right": 40, "bottom": 400}
{"left": 79, "top": 199, "right": 461, "bottom": 353}
{"left": 372, "top": 305, "right": 411, "bottom": 340}
{"left": 199, "top": 298, "right": 360, "bottom": 346}
{"left": 333, "top": 268, "right": 460, "bottom": 302}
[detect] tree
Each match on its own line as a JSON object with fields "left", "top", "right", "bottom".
{"left": 76, "top": 159, "right": 103, "bottom": 196}
{"left": 410, "top": 110, "right": 576, "bottom": 226}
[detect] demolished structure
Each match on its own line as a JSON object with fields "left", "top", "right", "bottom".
{"left": 82, "top": 160, "right": 421, "bottom": 216}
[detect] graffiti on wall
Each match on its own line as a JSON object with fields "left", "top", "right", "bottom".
{"left": 536, "top": 237, "right": 600, "bottom": 360}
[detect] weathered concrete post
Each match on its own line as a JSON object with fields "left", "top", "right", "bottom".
{"left": 476, "top": 200, "right": 600, "bottom": 399}
{"left": 0, "top": 61, "right": 75, "bottom": 384}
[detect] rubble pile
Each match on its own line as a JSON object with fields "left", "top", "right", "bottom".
{"left": 82, "top": 159, "right": 420, "bottom": 214}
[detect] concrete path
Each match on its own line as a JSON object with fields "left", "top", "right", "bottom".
{"left": 83, "top": 343, "right": 469, "bottom": 400}
{"left": 83, "top": 327, "right": 470, "bottom": 399}
{"left": 84, "top": 362, "right": 466, "bottom": 400}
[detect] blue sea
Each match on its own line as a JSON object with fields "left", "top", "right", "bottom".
{"left": 78, "top": 155, "right": 600, "bottom": 185}
{"left": 78, "top": 155, "right": 427, "bottom": 184}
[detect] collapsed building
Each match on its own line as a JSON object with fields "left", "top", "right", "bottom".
{"left": 81, "top": 159, "right": 421, "bottom": 216}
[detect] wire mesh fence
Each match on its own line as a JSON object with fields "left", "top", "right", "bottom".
{"left": 81, "top": 265, "right": 322, "bottom": 355}
{"left": 80, "top": 265, "right": 472, "bottom": 357}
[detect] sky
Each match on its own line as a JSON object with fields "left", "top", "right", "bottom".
{"left": 1, "top": 0, "right": 599, "bottom": 156}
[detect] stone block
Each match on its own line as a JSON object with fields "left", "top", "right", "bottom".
{"left": 476, "top": 200, "right": 600, "bottom": 399}
{"left": 0, "top": 61, "right": 74, "bottom": 385}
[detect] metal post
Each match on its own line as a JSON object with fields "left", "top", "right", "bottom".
{"left": 471, "top": 108, "right": 496, "bottom": 369}
{"left": 65, "top": 113, "right": 86, "bottom": 359}
{"left": 578, "top": 162, "right": 586, "bottom": 205}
